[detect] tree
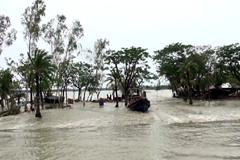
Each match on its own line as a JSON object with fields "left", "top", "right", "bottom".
{"left": 92, "top": 38, "right": 109, "bottom": 99}
{"left": 30, "top": 48, "right": 55, "bottom": 118}
{"left": 41, "top": 14, "right": 67, "bottom": 94}
{"left": 216, "top": 43, "right": 240, "bottom": 83}
{"left": 105, "top": 47, "right": 153, "bottom": 106}
{"left": 21, "top": 0, "right": 46, "bottom": 109}
{"left": 42, "top": 14, "right": 84, "bottom": 102}
{"left": 0, "top": 68, "right": 20, "bottom": 115}
{"left": 153, "top": 43, "right": 192, "bottom": 94}
{"left": 178, "top": 59, "right": 198, "bottom": 105}
{"left": 0, "top": 15, "right": 17, "bottom": 57}
{"left": 105, "top": 70, "right": 120, "bottom": 107}
{"left": 5, "top": 54, "right": 35, "bottom": 108}
{"left": 21, "top": 0, "right": 46, "bottom": 55}
{"left": 81, "top": 63, "right": 95, "bottom": 103}
{"left": 71, "top": 62, "right": 84, "bottom": 100}
{"left": 58, "top": 58, "right": 75, "bottom": 105}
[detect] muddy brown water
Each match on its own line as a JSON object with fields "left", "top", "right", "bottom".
{"left": 0, "top": 90, "right": 240, "bottom": 160}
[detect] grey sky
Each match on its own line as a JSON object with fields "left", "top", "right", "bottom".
{"left": 1, "top": 0, "right": 240, "bottom": 84}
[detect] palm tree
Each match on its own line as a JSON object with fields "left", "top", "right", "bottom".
{"left": 30, "top": 49, "right": 55, "bottom": 118}
{"left": 178, "top": 60, "right": 198, "bottom": 105}
{"left": 105, "top": 70, "right": 119, "bottom": 107}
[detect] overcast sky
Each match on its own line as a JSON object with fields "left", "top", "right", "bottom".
{"left": 1, "top": 0, "right": 240, "bottom": 84}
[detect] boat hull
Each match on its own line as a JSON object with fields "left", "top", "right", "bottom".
{"left": 128, "top": 98, "right": 150, "bottom": 112}
{"left": 44, "top": 96, "right": 64, "bottom": 104}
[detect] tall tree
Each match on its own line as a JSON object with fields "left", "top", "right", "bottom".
{"left": 41, "top": 14, "right": 67, "bottom": 94}
{"left": 92, "top": 39, "right": 109, "bottom": 99}
{"left": 30, "top": 48, "right": 54, "bottom": 118}
{"left": 21, "top": 0, "right": 46, "bottom": 109}
{"left": 216, "top": 43, "right": 240, "bottom": 83}
{"left": 0, "top": 15, "right": 17, "bottom": 57}
{"left": 105, "top": 47, "right": 153, "bottom": 106}
{"left": 153, "top": 43, "right": 192, "bottom": 93}
{"left": 178, "top": 60, "right": 198, "bottom": 105}
{"left": 42, "top": 14, "right": 84, "bottom": 103}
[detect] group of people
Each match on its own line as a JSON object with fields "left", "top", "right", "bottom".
{"left": 18, "top": 101, "right": 35, "bottom": 113}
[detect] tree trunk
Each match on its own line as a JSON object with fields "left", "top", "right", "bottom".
{"left": 35, "top": 73, "right": 42, "bottom": 118}
{"left": 62, "top": 86, "right": 65, "bottom": 104}
{"left": 183, "top": 86, "right": 188, "bottom": 102}
{"left": 196, "top": 84, "right": 201, "bottom": 99}
{"left": 1, "top": 97, "right": 4, "bottom": 111}
{"left": 57, "top": 85, "right": 60, "bottom": 106}
{"left": 78, "top": 88, "right": 82, "bottom": 100}
{"left": 112, "top": 89, "right": 114, "bottom": 99}
{"left": 26, "top": 83, "right": 29, "bottom": 102}
{"left": 124, "top": 89, "right": 129, "bottom": 107}
{"left": 187, "top": 72, "right": 193, "bottom": 105}
{"left": 115, "top": 78, "right": 119, "bottom": 107}
{"left": 59, "top": 84, "right": 65, "bottom": 106}
{"left": 39, "top": 78, "right": 44, "bottom": 109}
{"left": 87, "top": 93, "right": 91, "bottom": 101}
{"left": 90, "top": 94, "right": 94, "bottom": 101}
{"left": 17, "top": 95, "right": 20, "bottom": 106}
{"left": 30, "top": 87, "right": 33, "bottom": 110}
{"left": 97, "top": 92, "right": 100, "bottom": 100}
{"left": 6, "top": 98, "right": 9, "bottom": 110}
{"left": 40, "top": 87, "right": 44, "bottom": 110}
{"left": 207, "top": 68, "right": 210, "bottom": 103}
{"left": 137, "top": 89, "right": 140, "bottom": 96}
{"left": 65, "top": 81, "right": 68, "bottom": 105}
{"left": 83, "top": 87, "right": 88, "bottom": 106}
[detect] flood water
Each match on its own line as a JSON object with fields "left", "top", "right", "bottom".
{"left": 1, "top": 90, "right": 240, "bottom": 160}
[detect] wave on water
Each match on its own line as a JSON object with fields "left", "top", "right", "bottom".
{"left": 54, "top": 118, "right": 112, "bottom": 130}
{"left": 153, "top": 111, "right": 240, "bottom": 125}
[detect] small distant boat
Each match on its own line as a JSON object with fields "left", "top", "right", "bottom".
{"left": 127, "top": 88, "right": 150, "bottom": 112}
{"left": 128, "top": 97, "right": 150, "bottom": 112}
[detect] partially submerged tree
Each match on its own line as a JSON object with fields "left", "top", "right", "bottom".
{"left": 104, "top": 47, "right": 154, "bottom": 106}
{"left": 42, "top": 14, "right": 84, "bottom": 103}
{"left": 30, "top": 48, "right": 55, "bottom": 118}
{"left": 0, "top": 68, "right": 20, "bottom": 116}
{"left": 92, "top": 39, "right": 109, "bottom": 99}
{"left": 21, "top": 0, "right": 46, "bottom": 110}
{"left": 178, "top": 59, "right": 198, "bottom": 104}
{"left": 105, "top": 70, "right": 120, "bottom": 107}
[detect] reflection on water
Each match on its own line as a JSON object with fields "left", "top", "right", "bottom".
{"left": 0, "top": 90, "right": 240, "bottom": 160}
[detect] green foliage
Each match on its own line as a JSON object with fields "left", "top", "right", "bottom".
{"left": 71, "top": 62, "right": 95, "bottom": 90}
{"left": 216, "top": 43, "right": 240, "bottom": 82}
{"left": 0, "top": 15, "right": 17, "bottom": 55}
{"left": 21, "top": 0, "right": 46, "bottom": 43}
{"left": 0, "top": 69, "right": 13, "bottom": 96}
{"left": 104, "top": 46, "right": 154, "bottom": 95}
{"left": 41, "top": 14, "right": 84, "bottom": 94}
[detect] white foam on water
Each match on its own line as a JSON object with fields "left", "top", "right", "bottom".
{"left": 8, "top": 123, "right": 36, "bottom": 130}
{"left": 54, "top": 118, "right": 111, "bottom": 129}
